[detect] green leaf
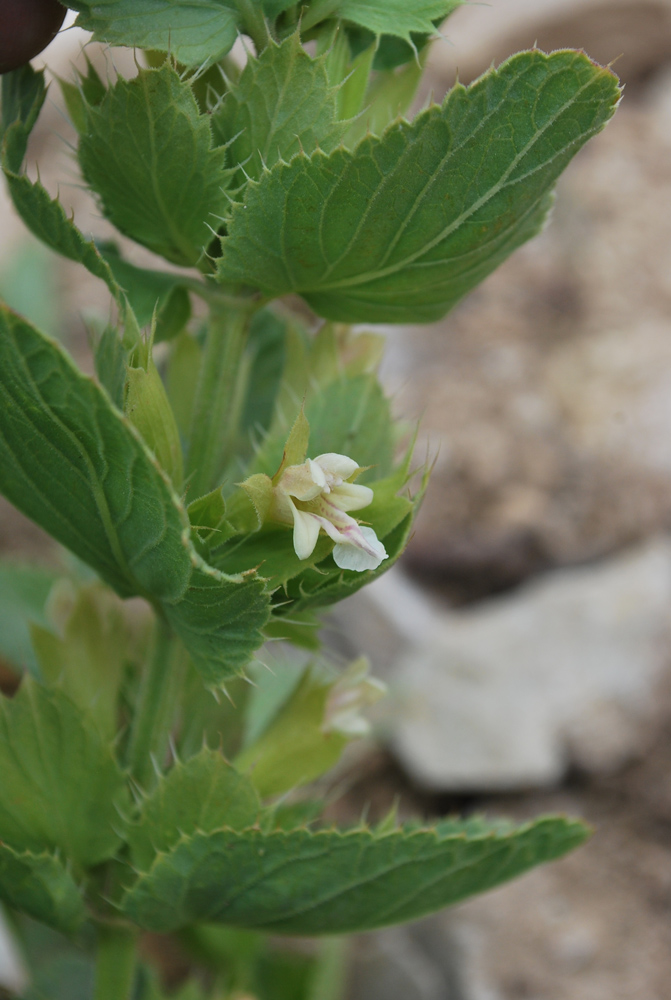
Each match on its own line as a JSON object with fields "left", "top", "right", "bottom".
{"left": 335, "top": 41, "right": 375, "bottom": 121}
{"left": 167, "top": 332, "right": 203, "bottom": 438}
{"left": 236, "top": 663, "right": 367, "bottom": 798}
{"left": 263, "top": 0, "right": 295, "bottom": 16}
{"left": 188, "top": 487, "right": 230, "bottom": 545}
{"left": 0, "top": 679, "right": 128, "bottom": 868}
{"left": 338, "top": 0, "right": 460, "bottom": 42}
{"left": 240, "top": 660, "right": 304, "bottom": 750}
{"left": 344, "top": 53, "right": 426, "bottom": 147}
{"left": 1, "top": 67, "right": 120, "bottom": 300}
{"left": 0, "top": 845, "right": 84, "bottom": 934}
{"left": 211, "top": 34, "right": 344, "bottom": 187}
{"left": 68, "top": 1, "right": 242, "bottom": 68}
{"left": 0, "top": 305, "right": 269, "bottom": 685}
{"left": 217, "top": 50, "right": 621, "bottom": 323}
{"left": 57, "top": 56, "right": 107, "bottom": 134}
{"left": 79, "top": 65, "right": 229, "bottom": 266}
{"left": 0, "top": 240, "right": 60, "bottom": 339}
{"left": 125, "top": 342, "right": 185, "bottom": 488}
{"left": 121, "top": 816, "right": 589, "bottom": 933}
{"left": 0, "top": 562, "right": 57, "bottom": 674}
{"left": 99, "top": 242, "right": 191, "bottom": 336}
{"left": 95, "top": 326, "right": 127, "bottom": 409}
{"left": 262, "top": 609, "right": 322, "bottom": 651}
{"left": 30, "top": 583, "right": 127, "bottom": 739}
{"left": 128, "top": 748, "right": 260, "bottom": 871}
{"left": 250, "top": 373, "right": 395, "bottom": 486}
{"left": 239, "top": 307, "right": 289, "bottom": 445}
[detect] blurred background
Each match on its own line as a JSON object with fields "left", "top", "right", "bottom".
{"left": 2, "top": 1, "right": 671, "bottom": 997}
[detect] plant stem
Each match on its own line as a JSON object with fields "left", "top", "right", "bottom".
{"left": 186, "top": 306, "right": 252, "bottom": 498}
{"left": 93, "top": 924, "right": 138, "bottom": 1000}
{"left": 126, "top": 618, "right": 185, "bottom": 790}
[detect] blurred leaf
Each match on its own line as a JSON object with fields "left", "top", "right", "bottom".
{"left": 263, "top": 799, "right": 325, "bottom": 833}
{"left": 241, "top": 659, "right": 304, "bottom": 750}
{"left": 154, "top": 286, "right": 192, "bottom": 343}
{"left": 235, "top": 665, "right": 348, "bottom": 798}
{"left": 122, "top": 816, "right": 590, "bottom": 933}
{"left": 263, "top": 610, "right": 322, "bottom": 651}
{"left": 30, "top": 583, "right": 127, "bottom": 739}
{"left": 344, "top": 55, "right": 426, "bottom": 147}
{"left": 125, "top": 342, "right": 184, "bottom": 488}
{"left": 188, "top": 487, "right": 230, "bottom": 545}
{"left": 212, "top": 34, "right": 344, "bottom": 187}
{"left": 68, "top": 0, "right": 243, "bottom": 68}
{"left": 177, "top": 669, "right": 250, "bottom": 761}
{"left": 0, "top": 305, "right": 270, "bottom": 686}
{"left": 1, "top": 67, "right": 119, "bottom": 300}
{"left": 217, "top": 51, "right": 621, "bottom": 323}
{"left": 239, "top": 308, "right": 289, "bottom": 445}
{"left": 79, "top": 65, "right": 228, "bottom": 266}
{"left": 57, "top": 56, "right": 106, "bottom": 134}
{"left": 0, "top": 846, "right": 84, "bottom": 934}
{"left": 94, "top": 326, "right": 127, "bottom": 409}
{"left": 0, "top": 679, "right": 129, "bottom": 868}
{"left": 0, "top": 562, "right": 57, "bottom": 675}
{"left": 167, "top": 331, "right": 202, "bottom": 437}
{"left": 98, "top": 242, "right": 191, "bottom": 337}
{"left": 304, "top": 375, "right": 394, "bottom": 478}
{"left": 0, "top": 240, "right": 59, "bottom": 338}
{"left": 332, "top": 0, "right": 460, "bottom": 41}
{"left": 250, "top": 372, "right": 395, "bottom": 485}
{"left": 336, "top": 41, "right": 375, "bottom": 120}
{"left": 128, "top": 748, "right": 260, "bottom": 870}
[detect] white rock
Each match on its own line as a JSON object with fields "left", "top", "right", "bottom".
{"left": 345, "top": 539, "right": 671, "bottom": 790}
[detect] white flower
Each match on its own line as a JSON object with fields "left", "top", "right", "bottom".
{"left": 272, "top": 452, "right": 387, "bottom": 572}
{"left": 323, "top": 657, "right": 387, "bottom": 737}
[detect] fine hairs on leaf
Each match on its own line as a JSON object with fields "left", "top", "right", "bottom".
{"left": 217, "top": 50, "right": 620, "bottom": 322}
{"left": 0, "top": 3, "right": 620, "bottom": 995}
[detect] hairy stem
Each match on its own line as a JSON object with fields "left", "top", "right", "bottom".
{"left": 186, "top": 306, "right": 252, "bottom": 498}
{"left": 93, "top": 924, "right": 138, "bottom": 1000}
{"left": 126, "top": 618, "right": 185, "bottom": 790}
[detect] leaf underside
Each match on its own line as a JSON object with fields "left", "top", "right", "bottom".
{"left": 68, "top": 0, "right": 241, "bottom": 68}
{"left": 122, "top": 816, "right": 589, "bottom": 934}
{"left": 339, "top": 0, "right": 462, "bottom": 40}
{"left": 211, "top": 34, "right": 345, "bottom": 188}
{"left": 79, "top": 65, "right": 228, "bottom": 267}
{"left": 217, "top": 50, "right": 621, "bottom": 323}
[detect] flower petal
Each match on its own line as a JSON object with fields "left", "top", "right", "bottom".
{"left": 329, "top": 482, "right": 374, "bottom": 512}
{"left": 314, "top": 453, "right": 359, "bottom": 482}
{"left": 333, "top": 526, "right": 387, "bottom": 572}
{"left": 291, "top": 504, "right": 322, "bottom": 560}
